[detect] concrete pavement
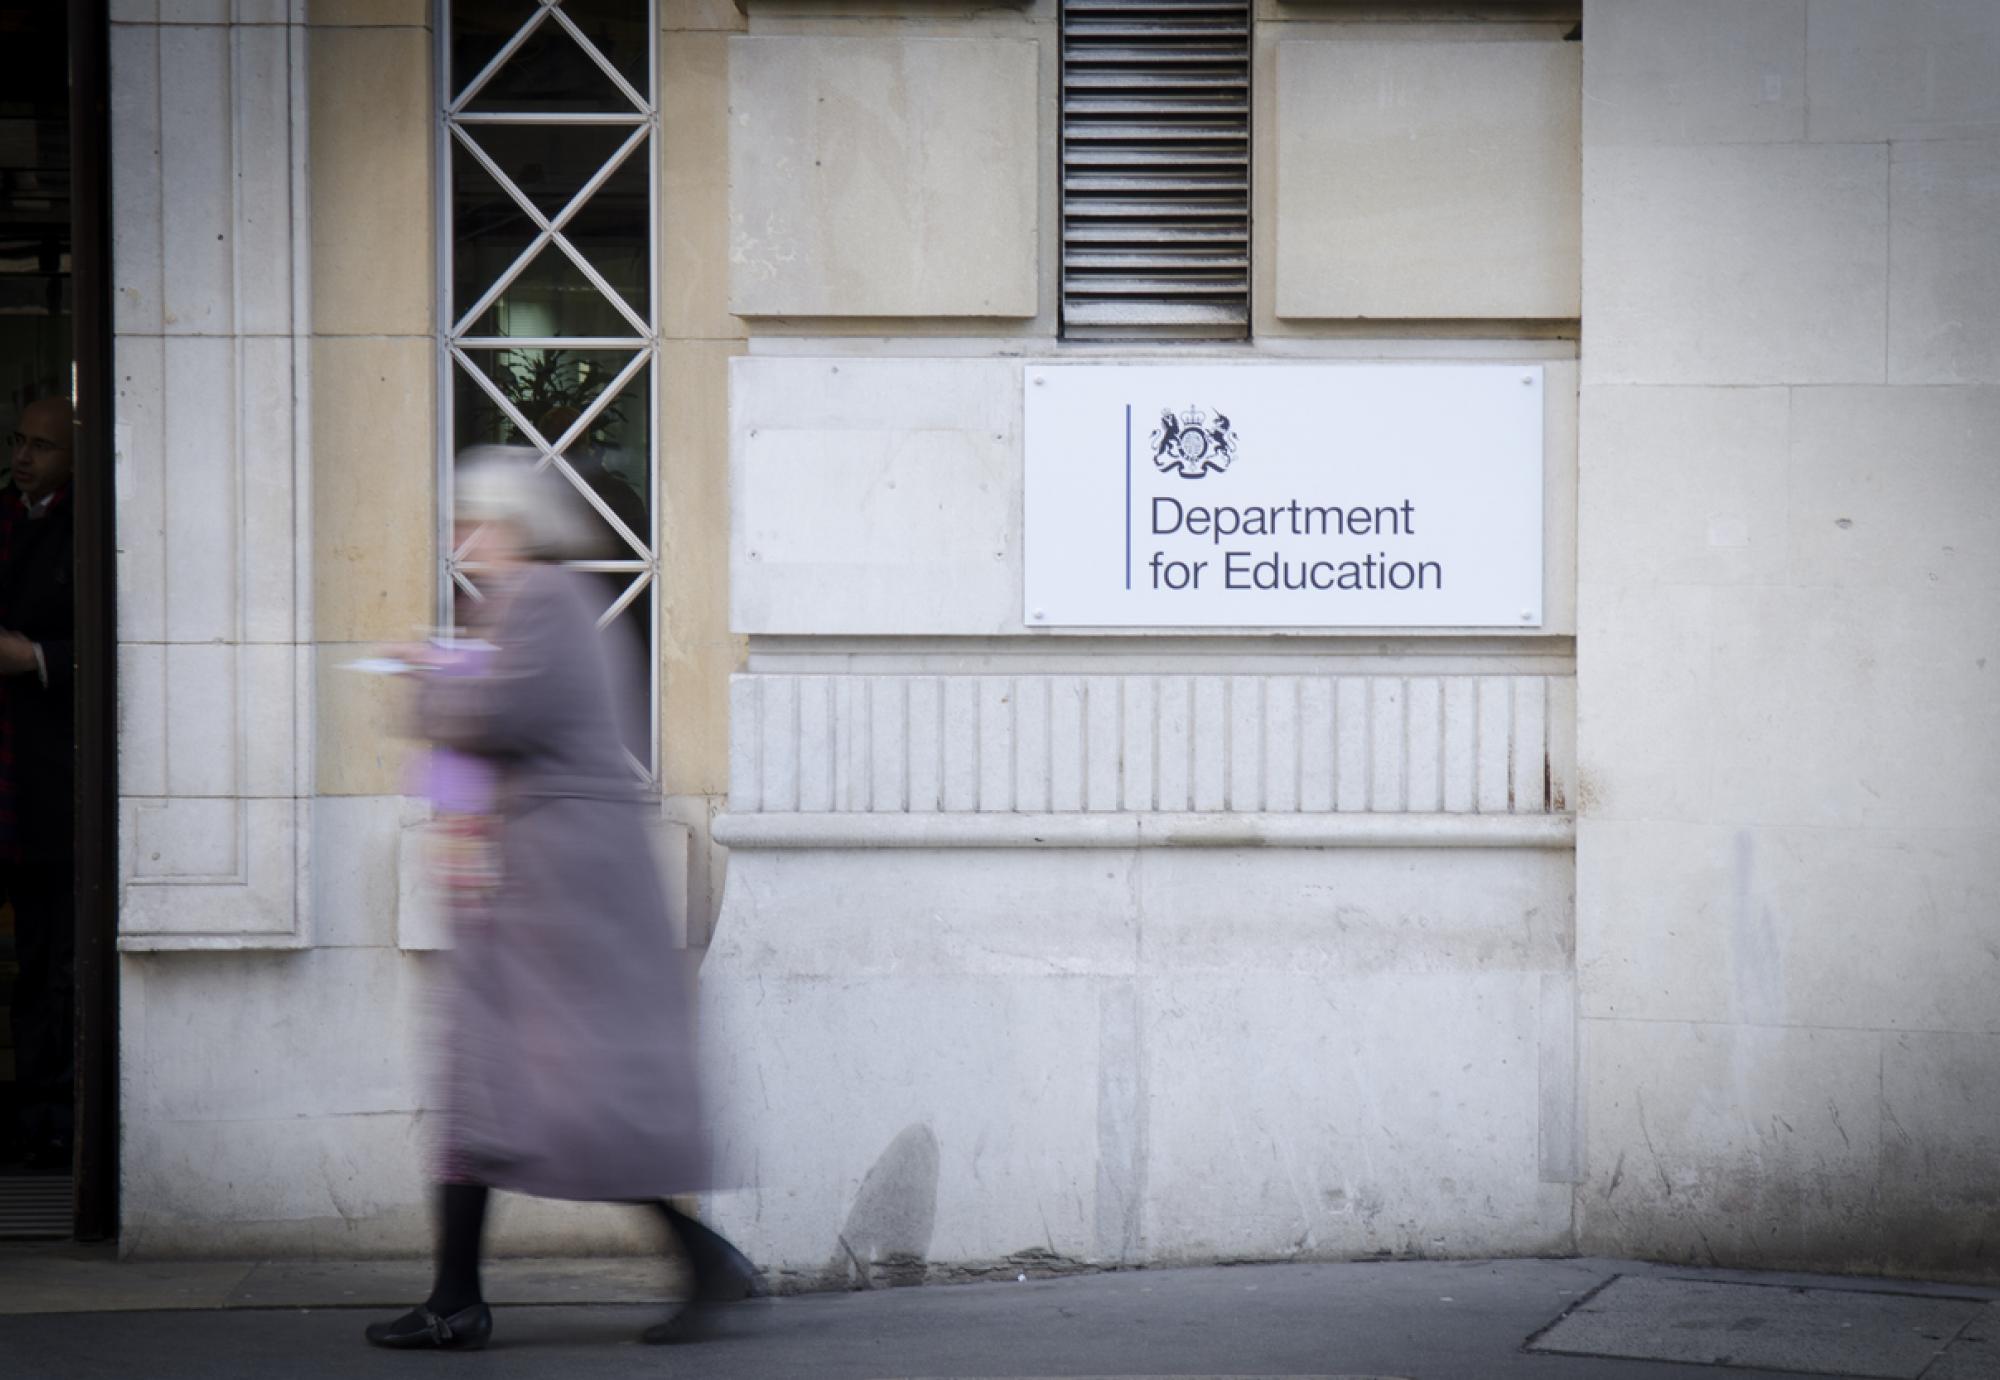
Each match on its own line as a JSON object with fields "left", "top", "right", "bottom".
{"left": 0, "top": 1249, "right": 1994, "bottom": 1379}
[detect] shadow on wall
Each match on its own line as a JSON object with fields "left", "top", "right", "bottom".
{"left": 827, "top": 1123, "right": 940, "bottom": 1290}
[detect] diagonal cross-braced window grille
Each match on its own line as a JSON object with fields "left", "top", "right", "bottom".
{"left": 440, "top": 0, "right": 659, "bottom": 778}
{"left": 1060, "top": 0, "right": 1251, "bottom": 339}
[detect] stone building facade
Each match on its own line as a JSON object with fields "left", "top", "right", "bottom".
{"left": 101, "top": 0, "right": 2000, "bottom": 1283}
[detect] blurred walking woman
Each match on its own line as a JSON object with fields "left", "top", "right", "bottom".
{"left": 367, "top": 456, "right": 755, "bottom": 1351}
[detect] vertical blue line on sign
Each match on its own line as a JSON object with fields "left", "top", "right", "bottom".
{"left": 1124, "top": 404, "right": 1133, "bottom": 591}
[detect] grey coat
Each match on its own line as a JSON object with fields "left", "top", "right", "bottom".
{"left": 415, "top": 564, "right": 708, "bottom": 1201}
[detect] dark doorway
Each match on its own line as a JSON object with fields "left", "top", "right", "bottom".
{"left": 0, "top": 0, "right": 114, "bottom": 1242}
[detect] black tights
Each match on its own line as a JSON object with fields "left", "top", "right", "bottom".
{"left": 426, "top": 1183, "right": 491, "bottom": 1316}
{"left": 425, "top": 1184, "right": 746, "bottom": 1315}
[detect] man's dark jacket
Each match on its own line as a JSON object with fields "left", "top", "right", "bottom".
{"left": 2, "top": 484, "right": 74, "bottom": 863}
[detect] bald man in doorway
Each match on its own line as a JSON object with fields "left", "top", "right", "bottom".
{"left": 0, "top": 397, "right": 76, "bottom": 1170}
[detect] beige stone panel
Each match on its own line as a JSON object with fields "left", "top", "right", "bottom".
{"left": 310, "top": 27, "right": 432, "bottom": 337}
{"left": 728, "top": 36, "right": 1039, "bottom": 319}
{"left": 315, "top": 643, "right": 415, "bottom": 797}
{"left": 1579, "top": 819, "right": 2000, "bottom": 1032}
{"left": 1583, "top": 142, "right": 1887, "bottom": 386}
{"left": 661, "top": 31, "right": 743, "bottom": 342}
{"left": 1578, "top": 386, "right": 1791, "bottom": 587}
{"left": 1575, "top": 582, "right": 1714, "bottom": 822}
{"left": 1806, "top": 0, "right": 2000, "bottom": 143}
{"left": 1582, "top": 0, "right": 1805, "bottom": 146}
{"left": 1578, "top": 1016, "right": 1888, "bottom": 1268}
{"left": 1705, "top": 586, "right": 2000, "bottom": 833}
{"left": 308, "top": 0, "right": 427, "bottom": 24}
{"left": 1273, "top": 38, "right": 1580, "bottom": 320}
{"left": 661, "top": 0, "right": 745, "bottom": 32}
{"left": 661, "top": 339, "right": 746, "bottom": 799}
{"left": 312, "top": 335, "right": 435, "bottom": 643}
{"left": 1790, "top": 386, "right": 2000, "bottom": 588}
{"left": 1889, "top": 140, "right": 2000, "bottom": 385}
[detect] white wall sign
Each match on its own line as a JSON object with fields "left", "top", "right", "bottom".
{"left": 1023, "top": 363, "right": 1545, "bottom": 628}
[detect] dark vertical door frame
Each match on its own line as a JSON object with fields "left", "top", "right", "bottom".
{"left": 68, "top": 0, "right": 117, "bottom": 1243}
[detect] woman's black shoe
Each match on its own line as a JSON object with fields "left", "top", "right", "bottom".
{"left": 364, "top": 1302, "right": 493, "bottom": 1350}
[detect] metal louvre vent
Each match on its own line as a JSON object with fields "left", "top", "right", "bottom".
{"left": 1060, "top": 0, "right": 1251, "bottom": 339}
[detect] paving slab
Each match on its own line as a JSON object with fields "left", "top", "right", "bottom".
{"left": 0, "top": 1243, "right": 250, "bottom": 1315}
{"left": 2, "top": 1254, "right": 1996, "bottom": 1380}
{"left": 0, "top": 1245, "right": 689, "bottom": 1315}
{"left": 225, "top": 1255, "right": 684, "bottom": 1309}
{"left": 1528, "top": 1273, "right": 1987, "bottom": 1378}
{"left": 1920, "top": 1303, "right": 2000, "bottom": 1380}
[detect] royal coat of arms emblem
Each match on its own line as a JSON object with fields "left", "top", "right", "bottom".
{"left": 1149, "top": 404, "right": 1239, "bottom": 479}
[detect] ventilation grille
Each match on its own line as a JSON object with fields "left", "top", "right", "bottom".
{"left": 1060, "top": 0, "right": 1251, "bottom": 339}
{"left": 0, "top": 1173, "right": 70, "bottom": 1239}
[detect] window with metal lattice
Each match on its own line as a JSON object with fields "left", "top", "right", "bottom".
{"left": 1059, "top": 0, "right": 1251, "bottom": 340}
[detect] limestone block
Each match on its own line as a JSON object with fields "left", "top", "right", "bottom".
{"left": 727, "top": 36, "right": 1039, "bottom": 319}
{"left": 1274, "top": 39, "right": 1580, "bottom": 320}
{"left": 1889, "top": 140, "right": 2000, "bottom": 385}
{"left": 1877, "top": 1032, "right": 2000, "bottom": 1271}
{"left": 121, "top": 1107, "right": 659, "bottom": 1255}
{"left": 316, "top": 642, "right": 416, "bottom": 798}
{"left": 120, "top": 1111, "right": 428, "bottom": 1257}
{"left": 130, "top": 335, "right": 300, "bottom": 644}
{"left": 124, "top": 947, "right": 424, "bottom": 1124}
{"left": 708, "top": 849, "right": 1138, "bottom": 979}
{"left": 110, "top": 23, "right": 164, "bottom": 333}
{"left": 1541, "top": 359, "right": 1581, "bottom": 636}
{"left": 700, "top": 972, "right": 1106, "bottom": 1273}
{"left": 1578, "top": 1017, "right": 1887, "bottom": 1268}
{"left": 156, "top": 25, "right": 236, "bottom": 334}
{"left": 1806, "top": 0, "right": 2000, "bottom": 143}
{"left": 117, "top": 645, "right": 167, "bottom": 798}
{"left": 1583, "top": 143, "right": 1887, "bottom": 386}
{"left": 1144, "top": 972, "right": 1571, "bottom": 1259}
{"left": 313, "top": 794, "right": 405, "bottom": 949}
{"left": 1788, "top": 386, "right": 2000, "bottom": 590}
{"left": 395, "top": 814, "right": 448, "bottom": 951}
{"left": 701, "top": 843, "right": 1579, "bottom": 1274}
{"left": 1705, "top": 587, "right": 2000, "bottom": 833}
{"left": 1578, "top": 820, "right": 2000, "bottom": 1034}
{"left": 312, "top": 336, "right": 435, "bottom": 644}
{"left": 663, "top": 34, "right": 744, "bottom": 341}
{"left": 1579, "top": 387, "right": 1791, "bottom": 586}
{"left": 1575, "top": 583, "right": 1715, "bottom": 823}
{"left": 661, "top": 341, "right": 745, "bottom": 798}
{"left": 1134, "top": 846, "right": 1572, "bottom": 976}
{"left": 1582, "top": 0, "right": 1806, "bottom": 146}
{"left": 309, "top": 26, "right": 431, "bottom": 336}
{"left": 308, "top": 0, "right": 429, "bottom": 23}
{"left": 114, "top": 337, "right": 167, "bottom": 640}
{"left": 119, "top": 796, "right": 306, "bottom": 944}
{"left": 142, "top": 642, "right": 302, "bottom": 798}
{"left": 113, "top": 19, "right": 301, "bottom": 334}
{"left": 731, "top": 357, "right": 1022, "bottom": 635}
